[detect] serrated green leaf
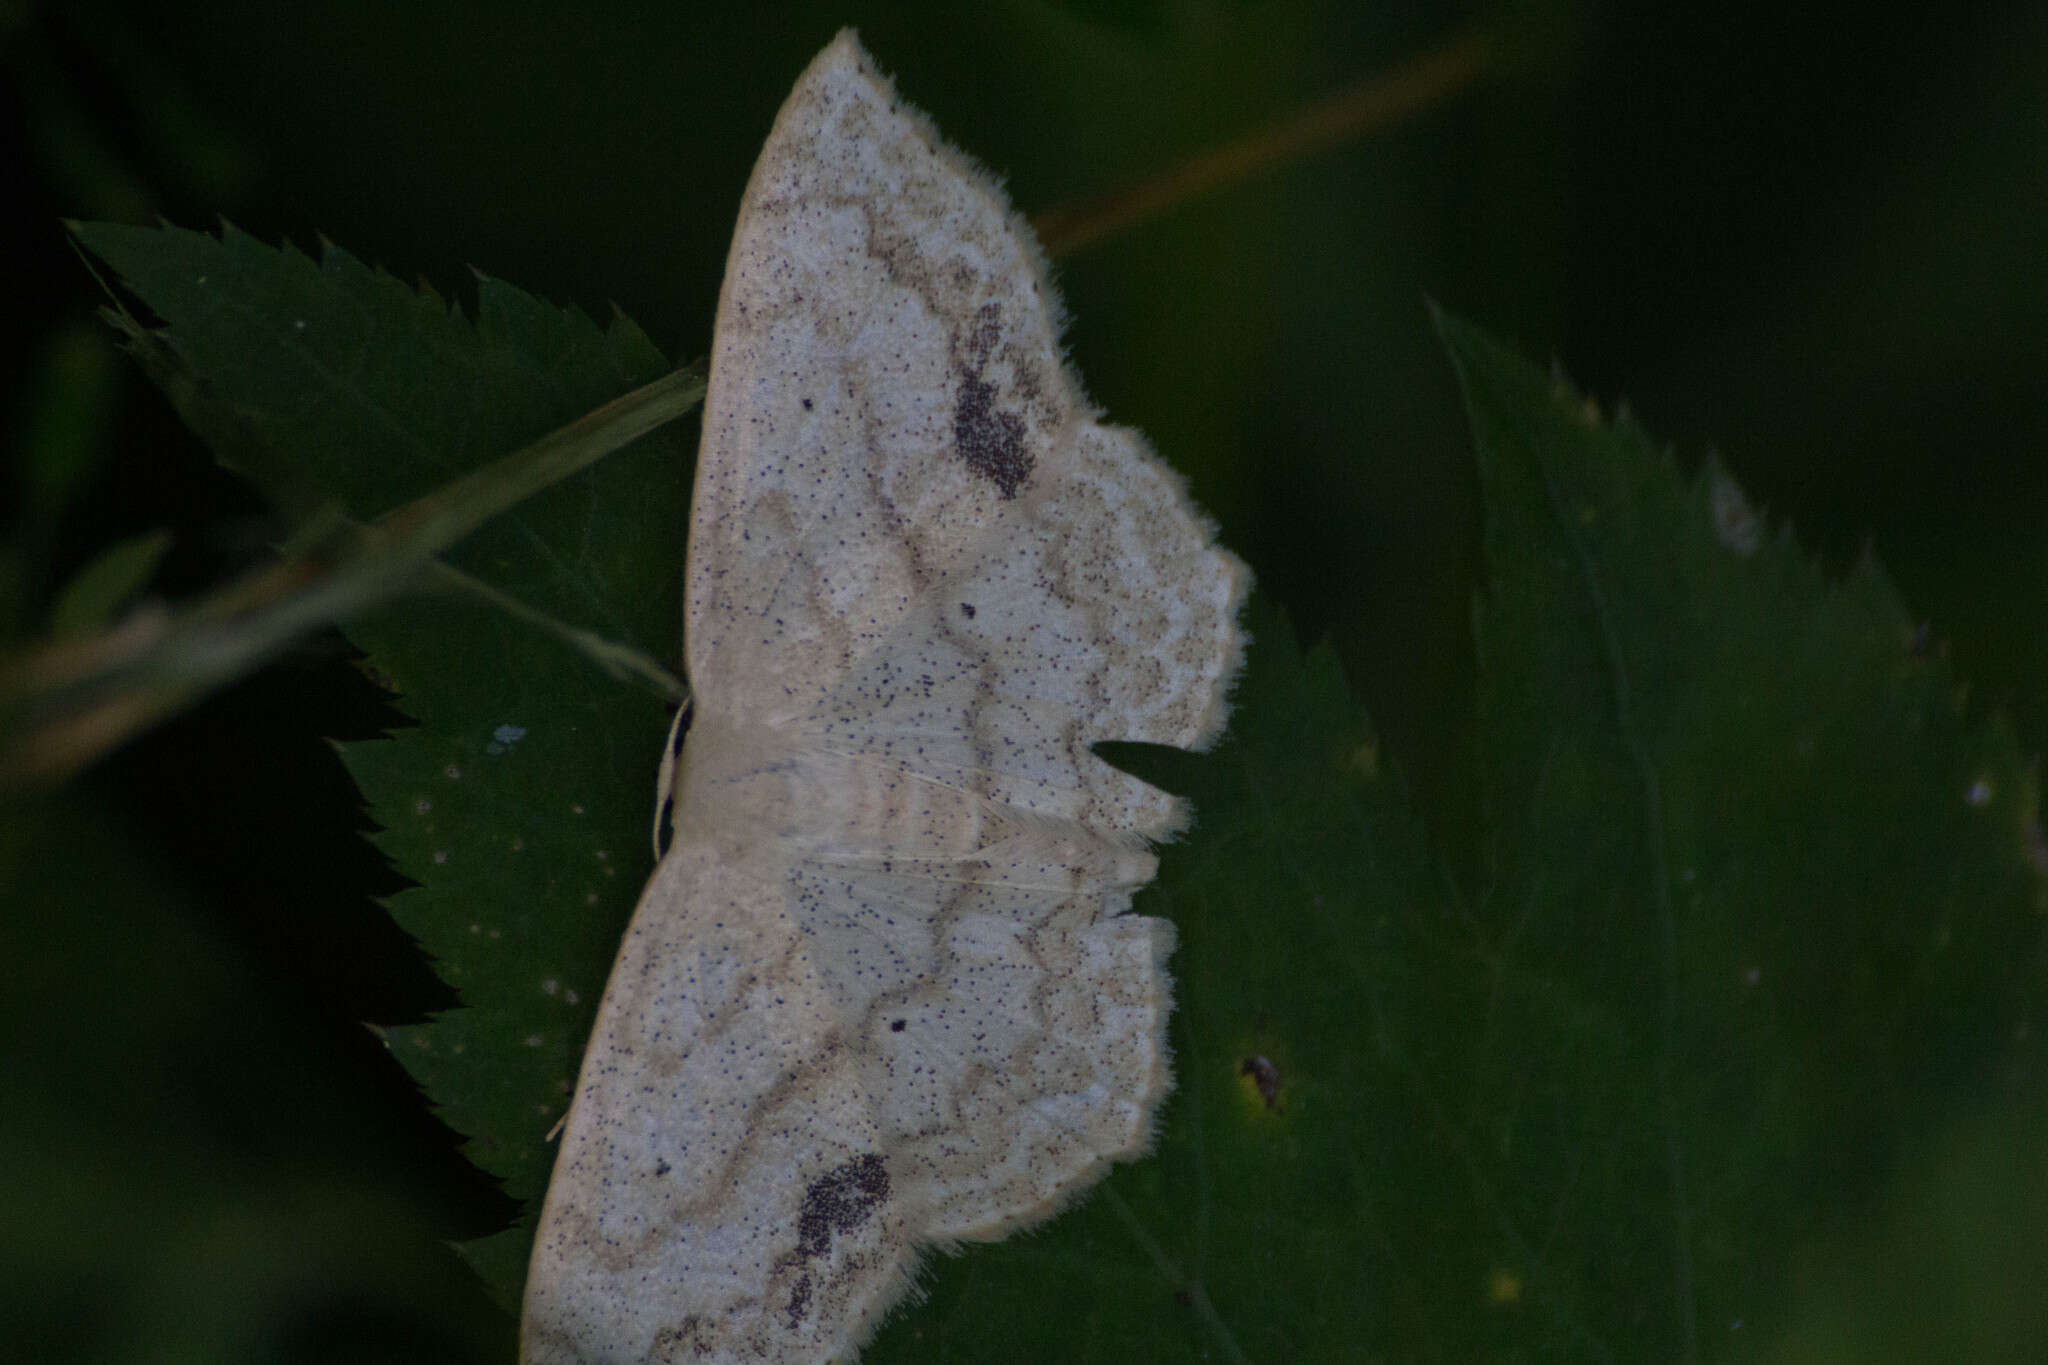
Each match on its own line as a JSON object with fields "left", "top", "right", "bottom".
{"left": 73, "top": 222, "right": 692, "bottom": 1291}
{"left": 72, "top": 221, "right": 676, "bottom": 534}
{"left": 1441, "top": 309, "right": 2043, "bottom": 1356}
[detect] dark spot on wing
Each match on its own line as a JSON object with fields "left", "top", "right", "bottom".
{"left": 953, "top": 375, "right": 1030, "bottom": 499}
{"left": 950, "top": 301, "right": 1033, "bottom": 499}
{"left": 778, "top": 1154, "right": 891, "bottom": 1329}
{"left": 796, "top": 1154, "right": 889, "bottom": 1256}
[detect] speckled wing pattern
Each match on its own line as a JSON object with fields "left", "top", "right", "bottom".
{"left": 521, "top": 29, "right": 1247, "bottom": 1365}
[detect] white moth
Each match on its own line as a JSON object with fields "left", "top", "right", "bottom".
{"left": 521, "top": 30, "right": 1247, "bottom": 1364}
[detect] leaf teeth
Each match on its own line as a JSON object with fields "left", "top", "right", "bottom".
{"left": 1439, "top": 311, "right": 2043, "bottom": 1359}
{"left": 73, "top": 217, "right": 691, "bottom": 1305}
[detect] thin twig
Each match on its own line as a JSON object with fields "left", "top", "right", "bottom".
{"left": 1032, "top": 27, "right": 1496, "bottom": 258}
{"left": 0, "top": 365, "right": 704, "bottom": 790}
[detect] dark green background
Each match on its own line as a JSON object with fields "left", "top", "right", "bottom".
{"left": 5, "top": 2, "right": 2044, "bottom": 1360}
